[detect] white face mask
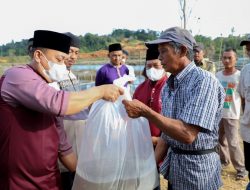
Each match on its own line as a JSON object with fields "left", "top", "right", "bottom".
{"left": 146, "top": 67, "right": 165, "bottom": 81}
{"left": 42, "top": 55, "right": 68, "bottom": 82}
{"left": 121, "top": 58, "right": 126, "bottom": 64}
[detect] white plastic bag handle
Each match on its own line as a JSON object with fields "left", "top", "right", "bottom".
{"left": 113, "top": 74, "right": 135, "bottom": 101}
{"left": 113, "top": 74, "right": 136, "bottom": 87}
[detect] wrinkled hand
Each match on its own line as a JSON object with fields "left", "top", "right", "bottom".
{"left": 102, "top": 84, "right": 124, "bottom": 102}
{"left": 122, "top": 99, "right": 149, "bottom": 118}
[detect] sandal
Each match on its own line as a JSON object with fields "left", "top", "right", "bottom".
{"left": 235, "top": 171, "right": 248, "bottom": 181}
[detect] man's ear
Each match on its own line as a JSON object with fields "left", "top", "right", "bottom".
{"left": 179, "top": 46, "right": 188, "bottom": 57}
{"left": 33, "top": 50, "right": 43, "bottom": 63}
{"left": 107, "top": 53, "right": 110, "bottom": 58}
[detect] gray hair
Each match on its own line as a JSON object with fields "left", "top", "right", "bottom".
{"left": 29, "top": 47, "right": 48, "bottom": 58}
{"left": 168, "top": 41, "right": 194, "bottom": 61}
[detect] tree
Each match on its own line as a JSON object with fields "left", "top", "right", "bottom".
{"left": 178, "top": 0, "right": 197, "bottom": 29}
{"left": 178, "top": 0, "right": 187, "bottom": 29}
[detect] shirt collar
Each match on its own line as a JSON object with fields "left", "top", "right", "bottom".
{"left": 149, "top": 75, "right": 167, "bottom": 85}
{"left": 167, "top": 62, "right": 196, "bottom": 90}
{"left": 195, "top": 58, "right": 205, "bottom": 67}
{"left": 109, "top": 63, "right": 122, "bottom": 68}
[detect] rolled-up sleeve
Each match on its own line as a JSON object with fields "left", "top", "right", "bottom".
{"left": 55, "top": 117, "right": 73, "bottom": 156}
{"left": 237, "top": 66, "right": 246, "bottom": 98}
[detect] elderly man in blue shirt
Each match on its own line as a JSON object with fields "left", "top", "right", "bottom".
{"left": 122, "top": 27, "right": 225, "bottom": 190}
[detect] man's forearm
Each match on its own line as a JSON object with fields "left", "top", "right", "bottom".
{"left": 66, "top": 86, "right": 103, "bottom": 115}
{"left": 65, "top": 85, "right": 123, "bottom": 115}
{"left": 59, "top": 152, "right": 77, "bottom": 172}
{"left": 143, "top": 108, "right": 200, "bottom": 144}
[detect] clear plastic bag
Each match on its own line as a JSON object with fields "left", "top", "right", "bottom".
{"left": 72, "top": 89, "right": 159, "bottom": 190}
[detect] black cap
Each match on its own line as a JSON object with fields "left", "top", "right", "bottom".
{"left": 32, "top": 30, "right": 71, "bottom": 54}
{"left": 108, "top": 43, "right": 122, "bottom": 52}
{"left": 28, "top": 38, "right": 33, "bottom": 47}
{"left": 28, "top": 38, "right": 33, "bottom": 43}
{"left": 240, "top": 35, "right": 250, "bottom": 46}
{"left": 193, "top": 43, "right": 204, "bottom": 52}
{"left": 146, "top": 45, "right": 159, "bottom": 61}
{"left": 64, "top": 32, "right": 80, "bottom": 48}
{"left": 122, "top": 49, "right": 129, "bottom": 56}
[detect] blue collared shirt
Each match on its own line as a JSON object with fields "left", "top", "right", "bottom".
{"left": 160, "top": 62, "right": 225, "bottom": 190}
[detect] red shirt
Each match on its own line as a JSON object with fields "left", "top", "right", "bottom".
{"left": 133, "top": 76, "right": 167, "bottom": 137}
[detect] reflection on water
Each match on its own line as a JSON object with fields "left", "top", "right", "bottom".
{"left": 72, "top": 64, "right": 144, "bottom": 72}
{"left": 77, "top": 76, "right": 146, "bottom": 95}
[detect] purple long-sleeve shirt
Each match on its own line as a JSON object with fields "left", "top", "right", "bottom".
{"left": 95, "top": 63, "right": 129, "bottom": 86}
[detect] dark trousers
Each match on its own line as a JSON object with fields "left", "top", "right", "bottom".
{"left": 154, "top": 185, "right": 161, "bottom": 190}
{"left": 61, "top": 172, "right": 75, "bottom": 190}
{"left": 152, "top": 173, "right": 161, "bottom": 190}
{"left": 243, "top": 141, "right": 250, "bottom": 180}
{"left": 168, "top": 181, "right": 173, "bottom": 190}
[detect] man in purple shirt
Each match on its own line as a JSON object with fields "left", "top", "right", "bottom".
{"left": 0, "top": 30, "right": 123, "bottom": 190}
{"left": 95, "top": 43, "right": 129, "bottom": 86}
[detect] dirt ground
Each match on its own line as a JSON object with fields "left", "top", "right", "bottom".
{"left": 160, "top": 164, "right": 248, "bottom": 190}
{"left": 220, "top": 164, "right": 248, "bottom": 190}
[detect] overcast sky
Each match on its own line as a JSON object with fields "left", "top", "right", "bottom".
{"left": 1, "top": 0, "right": 250, "bottom": 45}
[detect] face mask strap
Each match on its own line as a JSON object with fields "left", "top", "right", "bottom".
{"left": 38, "top": 51, "right": 52, "bottom": 70}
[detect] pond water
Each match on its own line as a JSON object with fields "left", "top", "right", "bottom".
{"left": 77, "top": 75, "right": 146, "bottom": 94}
{"left": 72, "top": 64, "right": 146, "bottom": 93}
{"left": 72, "top": 64, "right": 144, "bottom": 72}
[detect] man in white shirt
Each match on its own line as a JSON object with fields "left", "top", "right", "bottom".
{"left": 238, "top": 36, "right": 250, "bottom": 189}
{"left": 216, "top": 48, "right": 247, "bottom": 180}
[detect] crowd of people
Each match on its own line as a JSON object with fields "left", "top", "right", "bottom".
{"left": 0, "top": 27, "right": 250, "bottom": 190}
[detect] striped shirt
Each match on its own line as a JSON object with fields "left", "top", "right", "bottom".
{"left": 160, "top": 62, "right": 225, "bottom": 190}
{"left": 58, "top": 71, "right": 81, "bottom": 91}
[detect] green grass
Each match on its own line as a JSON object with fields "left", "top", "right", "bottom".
{"left": 77, "top": 58, "right": 107, "bottom": 64}
{"left": 0, "top": 63, "right": 13, "bottom": 75}
{"left": 0, "top": 56, "right": 30, "bottom": 64}
{"left": 0, "top": 56, "right": 31, "bottom": 76}
{"left": 127, "top": 39, "right": 144, "bottom": 46}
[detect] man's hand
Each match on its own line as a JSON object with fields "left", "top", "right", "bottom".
{"left": 122, "top": 99, "right": 149, "bottom": 118}
{"left": 101, "top": 84, "right": 124, "bottom": 102}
